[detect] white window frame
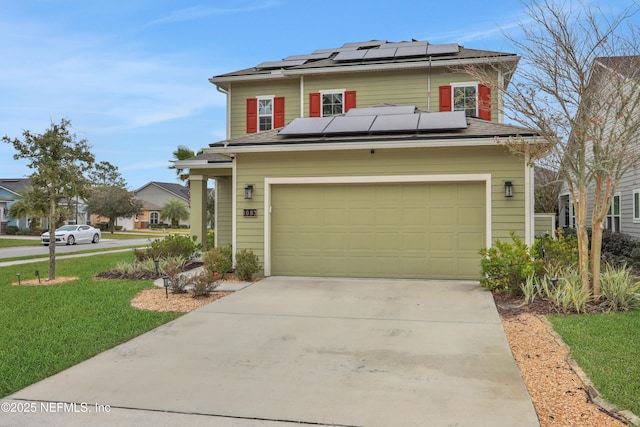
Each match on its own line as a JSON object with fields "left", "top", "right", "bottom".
{"left": 256, "top": 95, "right": 275, "bottom": 132}
{"left": 606, "top": 193, "right": 621, "bottom": 232}
{"left": 634, "top": 189, "right": 640, "bottom": 223}
{"left": 150, "top": 211, "right": 159, "bottom": 225}
{"left": 320, "top": 89, "right": 346, "bottom": 117}
{"left": 450, "top": 82, "right": 479, "bottom": 117}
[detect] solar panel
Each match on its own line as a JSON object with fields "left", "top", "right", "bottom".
{"left": 363, "top": 48, "right": 397, "bottom": 60}
{"left": 369, "top": 113, "right": 420, "bottom": 132}
{"left": 342, "top": 40, "right": 385, "bottom": 48}
{"left": 394, "top": 45, "right": 428, "bottom": 58}
{"left": 323, "top": 115, "right": 375, "bottom": 133}
{"left": 312, "top": 47, "right": 357, "bottom": 54}
{"left": 426, "top": 43, "right": 459, "bottom": 55}
{"left": 256, "top": 59, "right": 307, "bottom": 69}
{"left": 285, "top": 52, "right": 332, "bottom": 61}
{"left": 335, "top": 50, "right": 368, "bottom": 61}
{"left": 346, "top": 105, "right": 416, "bottom": 116}
{"left": 278, "top": 117, "right": 334, "bottom": 135}
{"left": 380, "top": 41, "right": 428, "bottom": 49}
{"left": 417, "top": 111, "right": 467, "bottom": 130}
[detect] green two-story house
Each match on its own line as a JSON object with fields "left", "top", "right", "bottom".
{"left": 177, "top": 39, "right": 537, "bottom": 280}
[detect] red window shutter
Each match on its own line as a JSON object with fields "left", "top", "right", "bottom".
{"left": 309, "top": 92, "right": 321, "bottom": 117}
{"left": 344, "top": 90, "right": 356, "bottom": 112}
{"left": 439, "top": 86, "right": 452, "bottom": 112}
{"left": 246, "top": 98, "right": 257, "bottom": 133}
{"left": 274, "top": 97, "right": 285, "bottom": 128}
{"left": 478, "top": 84, "right": 491, "bottom": 121}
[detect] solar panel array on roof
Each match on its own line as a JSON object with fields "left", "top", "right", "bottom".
{"left": 334, "top": 50, "right": 368, "bottom": 61}
{"left": 363, "top": 48, "right": 397, "bottom": 59}
{"left": 342, "top": 40, "right": 386, "bottom": 48}
{"left": 278, "top": 109, "right": 467, "bottom": 136}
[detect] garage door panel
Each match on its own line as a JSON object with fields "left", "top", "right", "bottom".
{"left": 271, "top": 182, "right": 485, "bottom": 279}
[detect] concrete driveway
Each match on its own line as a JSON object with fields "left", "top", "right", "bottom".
{"left": 4, "top": 277, "right": 539, "bottom": 427}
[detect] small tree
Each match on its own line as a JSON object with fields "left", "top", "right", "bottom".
{"left": 3, "top": 119, "right": 95, "bottom": 279}
{"left": 87, "top": 186, "right": 143, "bottom": 233}
{"left": 468, "top": 0, "right": 640, "bottom": 298}
{"left": 162, "top": 199, "right": 189, "bottom": 228}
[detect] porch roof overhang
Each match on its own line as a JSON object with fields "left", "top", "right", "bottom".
{"left": 173, "top": 153, "right": 233, "bottom": 174}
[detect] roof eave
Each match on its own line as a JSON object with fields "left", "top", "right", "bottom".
{"left": 210, "top": 55, "right": 520, "bottom": 87}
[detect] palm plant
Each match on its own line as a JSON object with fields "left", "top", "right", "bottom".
{"left": 161, "top": 199, "right": 189, "bottom": 228}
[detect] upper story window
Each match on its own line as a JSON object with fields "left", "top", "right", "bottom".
{"left": 452, "top": 84, "right": 477, "bottom": 117}
{"left": 309, "top": 90, "right": 356, "bottom": 117}
{"left": 258, "top": 98, "right": 273, "bottom": 131}
{"left": 322, "top": 92, "right": 344, "bottom": 116}
{"left": 439, "top": 83, "right": 491, "bottom": 121}
{"left": 246, "top": 96, "right": 285, "bottom": 133}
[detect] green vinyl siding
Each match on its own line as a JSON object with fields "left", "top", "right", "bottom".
{"left": 215, "top": 177, "right": 232, "bottom": 247}
{"left": 229, "top": 80, "right": 300, "bottom": 138}
{"left": 228, "top": 68, "right": 500, "bottom": 137}
{"left": 234, "top": 145, "right": 526, "bottom": 277}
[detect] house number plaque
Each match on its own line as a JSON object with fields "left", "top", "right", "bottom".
{"left": 243, "top": 209, "right": 258, "bottom": 217}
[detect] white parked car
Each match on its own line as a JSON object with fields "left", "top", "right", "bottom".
{"left": 41, "top": 225, "right": 101, "bottom": 246}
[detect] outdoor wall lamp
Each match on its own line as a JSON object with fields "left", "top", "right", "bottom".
{"left": 504, "top": 181, "right": 514, "bottom": 198}
{"left": 35, "top": 270, "right": 41, "bottom": 284}
{"left": 244, "top": 184, "right": 254, "bottom": 200}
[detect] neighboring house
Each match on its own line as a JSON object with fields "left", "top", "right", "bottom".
{"left": 0, "top": 178, "right": 31, "bottom": 234}
{"left": 116, "top": 181, "right": 190, "bottom": 230}
{"left": 0, "top": 178, "right": 89, "bottom": 234}
{"left": 176, "top": 39, "right": 539, "bottom": 280}
{"left": 558, "top": 56, "right": 640, "bottom": 237}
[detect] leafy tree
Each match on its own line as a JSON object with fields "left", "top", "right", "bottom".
{"left": 161, "top": 199, "right": 189, "bottom": 228}
{"left": 534, "top": 167, "right": 562, "bottom": 214}
{"left": 468, "top": 0, "right": 640, "bottom": 298}
{"left": 88, "top": 161, "right": 126, "bottom": 187}
{"left": 2, "top": 119, "right": 95, "bottom": 279}
{"left": 87, "top": 186, "right": 143, "bottom": 233}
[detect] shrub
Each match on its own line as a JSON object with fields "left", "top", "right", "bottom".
{"left": 163, "top": 262, "right": 190, "bottom": 294}
{"left": 112, "top": 255, "right": 188, "bottom": 279}
{"left": 601, "top": 230, "right": 640, "bottom": 258}
{"left": 135, "top": 234, "right": 200, "bottom": 261}
{"left": 479, "top": 231, "right": 542, "bottom": 295}
{"left": 206, "top": 230, "right": 216, "bottom": 250}
{"left": 6, "top": 226, "right": 19, "bottom": 235}
{"left": 203, "top": 244, "right": 233, "bottom": 278}
{"left": 599, "top": 263, "right": 640, "bottom": 312}
{"left": 235, "top": 249, "right": 261, "bottom": 281}
{"left": 533, "top": 229, "right": 578, "bottom": 272}
{"left": 191, "top": 271, "right": 219, "bottom": 297}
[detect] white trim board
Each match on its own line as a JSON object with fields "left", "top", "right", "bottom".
{"left": 263, "top": 174, "right": 492, "bottom": 276}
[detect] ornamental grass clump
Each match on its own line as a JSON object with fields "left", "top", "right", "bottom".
{"left": 599, "top": 263, "right": 640, "bottom": 312}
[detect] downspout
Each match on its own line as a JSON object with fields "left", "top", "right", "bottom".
{"left": 300, "top": 76, "right": 304, "bottom": 117}
{"left": 427, "top": 55, "right": 432, "bottom": 112}
{"left": 216, "top": 84, "right": 230, "bottom": 140}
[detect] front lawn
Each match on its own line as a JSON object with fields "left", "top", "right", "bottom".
{"left": 549, "top": 311, "right": 640, "bottom": 416}
{"left": 0, "top": 252, "right": 182, "bottom": 397}
{"left": 0, "top": 238, "right": 40, "bottom": 248}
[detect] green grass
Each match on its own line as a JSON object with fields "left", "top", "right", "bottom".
{"left": 549, "top": 311, "right": 640, "bottom": 415}
{"left": 0, "top": 252, "right": 182, "bottom": 398}
{"left": 0, "top": 238, "right": 40, "bottom": 248}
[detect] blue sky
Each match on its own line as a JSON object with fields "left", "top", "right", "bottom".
{"left": 0, "top": 1, "right": 636, "bottom": 189}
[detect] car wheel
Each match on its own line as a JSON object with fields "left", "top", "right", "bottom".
{"left": 92, "top": 234, "right": 100, "bottom": 244}
{"left": 43, "top": 244, "right": 49, "bottom": 247}
{"left": 67, "top": 235, "right": 75, "bottom": 245}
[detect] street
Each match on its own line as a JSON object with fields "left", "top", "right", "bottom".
{"left": 0, "top": 236, "right": 156, "bottom": 259}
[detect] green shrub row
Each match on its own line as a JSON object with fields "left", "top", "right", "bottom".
{"left": 203, "top": 245, "right": 261, "bottom": 281}
{"left": 134, "top": 234, "right": 200, "bottom": 262}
